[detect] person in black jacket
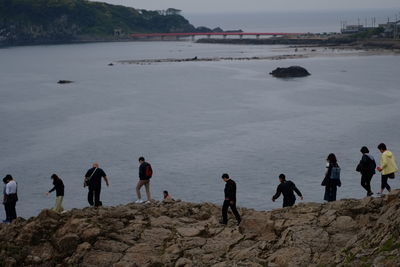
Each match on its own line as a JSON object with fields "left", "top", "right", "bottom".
{"left": 46, "top": 174, "right": 65, "bottom": 213}
{"left": 356, "top": 146, "right": 376, "bottom": 196}
{"left": 135, "top": 157, "right": 153, "bottom": 204}
{"left": 84, "top": 162, "right": 109, "bottom": 207}
{"left": 322, "top": 153, "right": 341, "bottom": 202}
{"left": 221, "top": 173, "right": 241, "bottom": 226}
{"left": 272, "top": 174, "right": 303, "bottom": 207}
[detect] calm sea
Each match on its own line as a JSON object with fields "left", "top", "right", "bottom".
{"left": 1, "top": 11, "right": 400, "bottom": 219}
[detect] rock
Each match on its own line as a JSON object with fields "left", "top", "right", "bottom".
{"left": 57, "top": 234, "right": 80, "bottom": 255}
{"left": 269, "top": 66, "right": 311, "bottom": 78}
{"left": 1, "top": 196, "right": 400, "bottom": 266}
{"left": 57, "top": 80, "right": 73, "bottom": 84}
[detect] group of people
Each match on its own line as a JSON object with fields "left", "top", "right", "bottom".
{"left": 2, "top": 143, "right": 399, "bottom": 226}
{"left": 269, "top": 143, "right": 398, "bottom": 212}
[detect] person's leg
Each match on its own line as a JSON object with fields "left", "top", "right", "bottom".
{"left": 59, "top": 196, "right": 64, "bottom": 211}
{"left": 54, "top": 196, "right": 63, "bottom": 212}
{"left": 365, "top": 174, "right": 373, "bottom": 195}
{"left": 381, "top": 175, "right": 391, "bottom": 193}
{"left": 361, "top": 175, "right": 369, "bottom": 193}
{"left": 9, "top": 201, "right": 16, "bottom": 221}
{"left": 4, "top": 202, "right": 11, "bottom": 221}
{"left": 136, "top": 180, "right": 144, "bottom": 200}
{"left": 229, "top": 201, "right": 241, "bottom": 224}
{"left": 144, "top": 180, "right": 151, "bottom": 201}
{"left": 94, "top": 187, "right": 101, "bottom": 206}
{"left": 88, "top": 186, "right": 94, "bottom": 206}
{"left": 221, "top": 200, "right": 229, "bottom": 224}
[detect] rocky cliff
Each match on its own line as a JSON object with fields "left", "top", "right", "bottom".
{"left": 1, "top": 190, "right": 400, "bottom": 267}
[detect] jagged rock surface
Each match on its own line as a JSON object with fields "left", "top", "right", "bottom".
{"left": 1, "top": 191, "right": 400, "bottom": 267}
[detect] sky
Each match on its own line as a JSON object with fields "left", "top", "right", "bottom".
{"left": 97, "top": 0, "right": 400, "bottom": 14}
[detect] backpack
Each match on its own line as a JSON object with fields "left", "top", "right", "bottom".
{"left": 366, "top": 156, "right": 376, "bottom": 174}
{"left": 330, "top": 166, "right": 341, "bottom": 180}
{"left": 145, "top": 163, "right": 153, "bottom": 179}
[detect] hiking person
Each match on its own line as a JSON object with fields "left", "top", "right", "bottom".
{"left": 356, "top": 146, "right": 376, "bottom": 196}
{"left": 46, "top": 174, "right": 65, "bottom": 212}
{"left": 272, "top": 174, "right": 303, "bottom": 207}
{"left": 2, "top": 175, "right": 18, "bottom": 223}
{"left": 322, "top": 153, "right": 341, "bottom": 202}
{"left": 377, "top": 143, "right": 398, "bottom": 194}
{"left": 135, "top": 157, "right": 153, "bottom": 204}
{"left": 84, "top": 163, "right": 109, "bottom": 207}
{"left": 221, "top": 173, "right": 241, "bottom": 226}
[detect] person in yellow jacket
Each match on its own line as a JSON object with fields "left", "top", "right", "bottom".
{"left": 377, "top": 143, "right": 398, "bottom": 194}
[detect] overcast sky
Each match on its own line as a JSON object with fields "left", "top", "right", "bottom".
{"left": 97, "top": 0, "right": 400, "bottom": 13}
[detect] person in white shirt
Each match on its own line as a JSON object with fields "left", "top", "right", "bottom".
{"left": 3, "top": 174, "right": 18, "bottom": 223}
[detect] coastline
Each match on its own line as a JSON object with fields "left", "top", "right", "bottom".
{"left": 1, "top": 190, "right": 400, "bottom": 266}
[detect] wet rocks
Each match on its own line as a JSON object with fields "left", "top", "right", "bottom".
{"left": 270, "top": 65, "right": 311, "bottom": 78}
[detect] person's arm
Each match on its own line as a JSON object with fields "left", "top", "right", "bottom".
{"left": 48, "top": 186, "right": 56, "bottom": 194}
{"left": 292, "top": 182, "right": 303, "bottom": 200}
{"left": 103, "top": 176, "right": 109, "bottom": 187}
{"left": 272, "top": 185, "right": 282, "bottom": 201}
{"left": 139, "top": 164, "right": 145, "bottom": 179}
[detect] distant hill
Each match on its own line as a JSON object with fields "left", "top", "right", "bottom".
{"left": 0, "top": 0, "right": 206, "bottom": 45}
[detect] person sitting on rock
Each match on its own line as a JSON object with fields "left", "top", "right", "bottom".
{"left": 272, "top": 174, "right": 303, "bottom": 207}
{"left": 163, "top": 190, "right": 172, "bottom": 200}
{"left": 221, "top": 173, "right": 241, "bottom": 226}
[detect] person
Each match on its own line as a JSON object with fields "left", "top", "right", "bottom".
{"left": 221, "top": 173, "right": 241, "bottom": 226}
{"left": 377, "top": 143, "right": 398, "bottom": 194}
{"left": 322, "top": 153, "right": 341, "bottom": 202}
{"left": 163, "top": 190, "right": 172, "bottom": 200}
{"left": 2, "top": 175, "right": 18, "bottom": 223}
{"left": 46, "top": 174, "right": 65, "bottom": 212}
{"left": 84, "top": 163, "right": 109, "bottom": 207}
{"left": 272, "top": 174, "right": 303, "bottom": 207}
{"left": 356, "top": 146, "right": 376, "bottom": 196}
{"left": 135, "top": 157, "right": 153, "bottom": 204}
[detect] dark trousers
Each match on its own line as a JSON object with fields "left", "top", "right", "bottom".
{"left": 283, "top": 197, "right": 296, "bottom": 208}
{"left": 361, "top": 173, "right": 373, "bottom": 194}
{"left": 4, "top": 201, "right": 17, "bottom": 222}
{"left": 222, "top": 200, "right": 241, "bottom": 224}
{"left": 381, "top": 174, "right": 392, "bottom": 192}
{"left": 88, "top": 185, "right": 102, "bottom": 207}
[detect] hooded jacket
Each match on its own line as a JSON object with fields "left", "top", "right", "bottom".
{"left": 380, "top": 150, "right": 398, "bottom": 175}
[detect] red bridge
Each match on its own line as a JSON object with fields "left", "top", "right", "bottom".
{"left": 131, "top": 32, "right": 305, "bottom": 40}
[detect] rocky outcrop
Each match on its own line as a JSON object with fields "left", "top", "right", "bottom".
{"left": 270, "top": 66, "right": 311, "bottom": 78}
{"left": 1, "top": 190, "right": 400, "bottom": 266}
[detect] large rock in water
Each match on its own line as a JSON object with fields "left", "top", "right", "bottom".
{"left": 270, "top": 66, "right": 311, "bottom": 78}
{"left": 1, "top": 191, "right": 400, "bottom": 266}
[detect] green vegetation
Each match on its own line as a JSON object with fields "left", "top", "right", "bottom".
{"left": 379, "top": 237, "right": 400, "bottom": 252}
{"left": 0, "top": 0, "right": 198, "bottom": 45}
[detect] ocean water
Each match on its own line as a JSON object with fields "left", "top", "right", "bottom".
{"left": 0, "top": 41, "right": 400, "bottom": 219}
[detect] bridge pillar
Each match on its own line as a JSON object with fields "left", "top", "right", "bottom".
{"left": 192, "top": 35, "right": 195, "bottom": 41}
{"left": 240, "top": 34, "right": 243, "bottom": 39}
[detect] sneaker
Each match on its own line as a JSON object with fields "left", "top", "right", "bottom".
{"left": 144, "top": 200, "right": 151, "bottom": 204}
{"left": 135, "top": 199, "right": 144, "bottom": 204}
{"left": 367, "top": 192, "right": 374, "bottom": 197}
{"left": 237, "top": 219, "right": 241, "bottom": 226}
